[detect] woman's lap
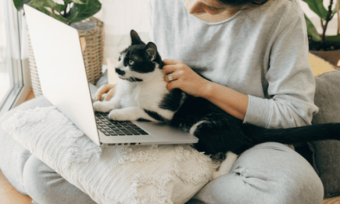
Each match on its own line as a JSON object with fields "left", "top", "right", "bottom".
{"left": 23, "top": 155, "right": 96, "bottom": 204}
{"left": 193, "top": 142, "right": 324, "bottom": 204}
{"left": 21, "top": 142, "right": 323, "bottom": 204}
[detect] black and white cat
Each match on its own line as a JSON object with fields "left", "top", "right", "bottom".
{"left": 93, "top": 30, "right": 340, "bottom": 179}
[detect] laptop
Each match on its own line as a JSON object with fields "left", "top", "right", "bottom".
{"left": 24, "top": 5, "right": 198, "bottom": 147}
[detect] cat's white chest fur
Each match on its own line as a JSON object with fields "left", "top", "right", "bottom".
{"left": 119, "top": 77, "right": 168, "bottom": 110}
{"left": 118, "top": 72, "right": 169, "bottom": 111}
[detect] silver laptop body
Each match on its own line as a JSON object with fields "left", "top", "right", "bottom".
{"left": 24, "top": 5, "right": 198, "bottom": 146}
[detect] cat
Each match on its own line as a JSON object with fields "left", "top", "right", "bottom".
{"left": 93, "top": 30, "right": 340, "bottom": 179}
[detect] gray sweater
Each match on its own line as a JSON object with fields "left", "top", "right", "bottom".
{"left": 148, "top": 0, "right": 319, "bottom": 129}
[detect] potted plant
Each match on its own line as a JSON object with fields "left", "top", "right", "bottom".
{"left": 303, "top": 0, "right": 340, "bottom": 67}
{"left": 12, "top": 0, "right": 104, "bottom": 96}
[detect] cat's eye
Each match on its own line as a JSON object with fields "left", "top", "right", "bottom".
{"left": 118, "top": 56, "right": 121, "bottom": 61}
{"left": 129, "top": 60, "right": 134, "bottom": 65}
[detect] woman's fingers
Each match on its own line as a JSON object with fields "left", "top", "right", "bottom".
{"left": 167, "top": 79, "right": 180, "bottom": 91}
{"left": 163, "top": 65, "right": 178, "bottom": 75}
{"left": 164, "top": 69, "right": 185, "bottom": 83}
{"left": 164, "top": 70, "right": 177, "bottom": 83}
{"left": 96, "top": 84, "right": 116, "bottom": 101}
{"left": 104, "top": 87, "right": 116, "bottom": 101}
{"left": 163, "top": 59, "right": 209, "bottom": 97}
{"left": 163, "top": 59, "right": 182, "bottom": 65}
{"left": 96, "top": 88, "right": 107, "bottom": 101}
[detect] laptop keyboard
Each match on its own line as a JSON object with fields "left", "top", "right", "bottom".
{"left": 95, "top": 112, "right": 149, "bottom": 136}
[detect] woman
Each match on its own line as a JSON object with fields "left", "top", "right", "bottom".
{"left": 23, "top": 0, "right": 324, "bottom": 203}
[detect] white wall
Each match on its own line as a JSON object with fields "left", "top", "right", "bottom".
{"left": 94, "top": 0, "right": 150, "bottom": 62}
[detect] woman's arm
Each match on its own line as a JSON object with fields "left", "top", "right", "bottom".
{"left": 241, "top": 9, "right": 319, "bottom": 129}
{"left": 163, "top": 4, "right": 319, "bottom": 129}
{"left": 163, "top": 59, "right": 248, "bottom": 120}
{"left": 203, "top": 82, "right": 248, "bottom": 120}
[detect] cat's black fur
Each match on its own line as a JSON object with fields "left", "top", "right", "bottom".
{"left": 117, "top": 30, "right": 340, "bottom": 157}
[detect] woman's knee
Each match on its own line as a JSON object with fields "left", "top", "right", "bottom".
{"left": 23, "top": 156, "right": 59, "bottom": 204}
{"left": 23, "top": 155, "right": 96, "bottom": 204}
{"left": 23, "top": 156, "right": 46, "bottom": 201}
{"left": 195, "top": 142, "right": 324, "bottom": 204}
{"left": 234, "top": 142, "right": 323, "bottom": 204}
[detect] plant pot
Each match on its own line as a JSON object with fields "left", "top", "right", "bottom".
{"left": 27, "top": 17, "right": 104, "bottom": 97}
{"left": 310, "top": 49, "right": 340, "bottom": 68}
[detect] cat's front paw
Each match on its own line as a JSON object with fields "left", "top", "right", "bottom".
{"left": 93, "top": 101, "right": 114, "bottom": 113}
{"left": 109, "top": 109, "right": 134, "bottom": 121}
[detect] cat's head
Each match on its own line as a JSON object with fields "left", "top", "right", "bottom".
{"left": 115, "top": 30, "right": 164, "bottom": 83}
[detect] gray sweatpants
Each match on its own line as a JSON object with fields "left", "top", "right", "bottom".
{"left": 22, "top": 142, "right": 323, "bottom": 204}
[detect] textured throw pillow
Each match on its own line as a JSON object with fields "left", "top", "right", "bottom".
{"left": 2, "top": 106, "right": 215, "bottom": 204}
{"left": 310, "top": 70, "right": 340, "bottom": 198}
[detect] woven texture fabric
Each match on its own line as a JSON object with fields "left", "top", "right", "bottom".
{"left": 77, "top": 17, "right": 104, "bottom": 85}
{"left": 27, "top": 24, "right": 43, "bottom": 96}
{"left": 2, "top": 106, "right": 215, "bottom": 204}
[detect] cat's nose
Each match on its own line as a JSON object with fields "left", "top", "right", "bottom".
{"left": 115, "top": 68, "right": 125, "bottom": 76}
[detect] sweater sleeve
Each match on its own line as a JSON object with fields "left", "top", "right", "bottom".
{"left": 243, "top": 10, "right": 319, "bottom": 129}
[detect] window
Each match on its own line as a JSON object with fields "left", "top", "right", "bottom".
{"left": 0, "top": 0, "right": 23, "bottom": 116}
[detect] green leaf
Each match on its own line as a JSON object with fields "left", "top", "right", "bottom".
{"left": 304, "top": 14, "right": 322, "bottom": 41}
{"left": 13, "top": 0, "right": 31, "bottom": 11}
{"left": 21, "top": 0, "right": 101, "bottom": 24}
{"left": 71, "top": 0, "right": 87, "bottom": 4}
{"left": 13, "top": 0, "right": 24, "bottom": 10}
{"left": 53, "top": 14, "right": 68, "bottom": 23}
{"left": 28, "top": 0, "right": 66, "bottom": 13}
{"left": 67, "top": 0, "right": 101, "bottom": 23}
{"left": 302, "top": 0, "right": 328, "bottom": 20}
{"left": 26, "top": 0, "right": 68, "bottom": 23}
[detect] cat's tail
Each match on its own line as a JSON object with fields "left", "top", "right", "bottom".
{"left": 245, "top": 123, "right": 340, "bottom": 144}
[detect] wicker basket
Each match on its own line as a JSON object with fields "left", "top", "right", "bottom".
{"left": 27, "top": 30, "right": 42, "bottom": 96}
{"left": 27, "top": 17, "right": 104, "bottom": 97}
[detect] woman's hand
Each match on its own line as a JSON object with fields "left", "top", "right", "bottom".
{"left": 163, "top": 59, "right": 248, "bottom": 120}
{"left": 94, "top": 84, "right": 116, "bottom": 101}
{"left": 163, "top": 59, "right": 210, "bottom": 97}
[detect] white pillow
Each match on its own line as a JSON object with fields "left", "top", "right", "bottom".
{"left": 2, "top": 106, "right": 215, "bottom": 204}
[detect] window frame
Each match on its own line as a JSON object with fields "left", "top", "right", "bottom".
{"left": 0, "top": 2, "right": 25, "bottom": 116}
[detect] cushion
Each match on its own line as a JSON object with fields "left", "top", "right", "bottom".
{"left": 310, "top": 70, "right": 340, "bottom": 198}
{"left": 308, "top": 52, "right": 336, "bottom": 77}
{"left": 2, "top": 106, "right": 215, "bottom": 204}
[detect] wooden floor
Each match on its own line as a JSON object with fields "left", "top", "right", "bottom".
{"left": 0, "top": 171, "right": 32, "bottom": 204}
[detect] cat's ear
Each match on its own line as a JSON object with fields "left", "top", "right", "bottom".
{"left": 145, "top": 42, "right": 157, "bottom": 61}
{"left": 130, "top": 30, "right": 143, "bottom": 45}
